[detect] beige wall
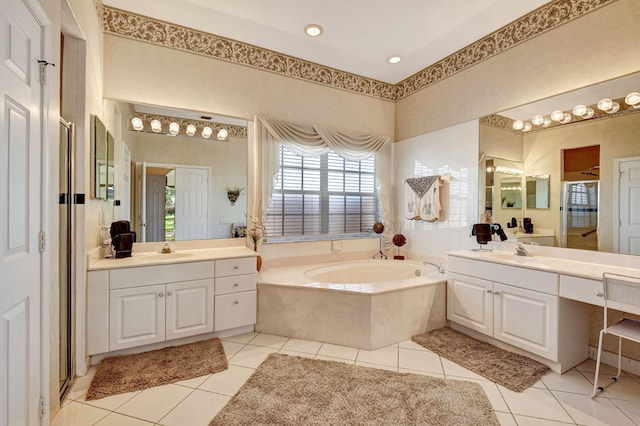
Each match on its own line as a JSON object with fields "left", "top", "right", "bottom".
{"left": 396, "top": 0, "right": 640, "bottom": 140}
{"left": 102, "top": 36, "right": 395, "bottom": 138}
{"left": 522, "top": 112, "right": 640, "bottom": 251}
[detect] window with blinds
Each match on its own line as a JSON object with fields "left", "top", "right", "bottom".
{"left": 264, "top": 145, "right": 378, "bottom": 240}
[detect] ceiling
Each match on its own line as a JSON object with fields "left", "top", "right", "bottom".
{"left": 101, "top": 0, "right": 550, "bottom": 84}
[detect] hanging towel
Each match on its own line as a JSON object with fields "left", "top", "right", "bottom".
{"left": 404, "top": 175, "right": 442, "bottom": 221}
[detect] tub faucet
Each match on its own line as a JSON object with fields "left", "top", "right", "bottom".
{"left": 515, "top": 242, "right": 533, "bottom": 257}
{"left": 423, "top": 260, "right": 445, "bottom": 274}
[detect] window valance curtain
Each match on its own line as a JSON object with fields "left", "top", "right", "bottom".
{"left": 253, "top": 115, "right": 392, "bottom": 228}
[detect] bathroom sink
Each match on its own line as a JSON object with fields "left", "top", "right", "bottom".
{"left": 483, "top": 252, "right": 544, "bottom": 264}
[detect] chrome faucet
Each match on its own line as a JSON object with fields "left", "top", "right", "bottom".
{"left": 423, "top": 260, "right": 445, "bottom": 274}
{"left": 515, "top": 242, "right": 532, "bottom": 257}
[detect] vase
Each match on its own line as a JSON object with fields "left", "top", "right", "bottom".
{"left": 254, "top": 244, "right": 262, "bottom": 271}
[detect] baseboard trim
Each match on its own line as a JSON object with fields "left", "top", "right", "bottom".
{"left": 589, "top": 346, "right": 640, "bottom": 377}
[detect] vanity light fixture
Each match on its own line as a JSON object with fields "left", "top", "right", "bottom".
{"left": 131, "top": 117, "right": 144, "bottom": 131}
{"left": 597, "top": 98, "right": 613, "bottom": 112}
{"left": 626, "top": 92, "right": 640, "bottom": 107}
{"left": 387, "top": 55, "right": 402, "bottom": 64}
{"left": 202, "top": 126, "right": 213, "bottom": 139}
{"left": 304, "top": 24, "right": 323, "bottom": 37}
{"left": 217, "top": 128, "right": 229, "bottom": 140}
{"left": 186, "top": 124, "right": 197, "bottom": 136}
{"left": 169, "top": 121, "right": 180, "bottom": 135}
{"left": 150, "top": 119, "right": 162, "bottom": 133}
{"left": 573, "top": 105, "right": 587, "bottom": 116}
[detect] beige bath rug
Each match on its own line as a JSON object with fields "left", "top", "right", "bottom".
{"left": 210, "top": 353, "right": 498, "bottom": 426}
{"left": 86, "top": 338, "right": 228, "bottom": 400}
{"left": 412, "top": 327, "right": 549, "bottom": 392}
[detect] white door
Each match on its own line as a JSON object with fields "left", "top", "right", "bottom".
{"left": 617, "top": 158, "right": 640, "bottom": 255}
{"left": 165, "top": 279, "right": 214, "bottom": 340}
{"left": 175, "top": 167, "right": 209, "bottom": 240}
{"left": 447, "top": 273, "right": 493, "bottom": 336}
{"left": 0, "top": 0, "right": 45, "bottom": 424}
{"left": 109, "top": 285, "right": 166, "bottom": 351}
{"left": 145, "top": 174, "right": 166, "bottom": 242}
{"left": 493, "top": 283, "right": 558, "bottom": 361}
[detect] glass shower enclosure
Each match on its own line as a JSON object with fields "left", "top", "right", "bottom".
{"left": 560, "top": 180, "right": 599, "bottom": 251}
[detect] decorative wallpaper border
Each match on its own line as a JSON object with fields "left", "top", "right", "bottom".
{"left": 102, "top": 0, "right": 614, "bottom": 102}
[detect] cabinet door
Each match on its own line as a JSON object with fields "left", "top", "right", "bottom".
{"left": 110, "top": 284, "right": 166, "bottom": 351}
{"left": 215, "top": 291, "right": 257, "bottom": 331}
{"left": 166, "top": 279, "right": 214, "bottom": 340}
{"left": 447, "top": 273, "right": 493, "bottom": 336}
{"left": 493, "top": 283, "right": 558, "bottom": 361}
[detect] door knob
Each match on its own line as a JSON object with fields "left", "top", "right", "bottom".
{"left": 596, "top": 292, "right": 604, "bottom": 297}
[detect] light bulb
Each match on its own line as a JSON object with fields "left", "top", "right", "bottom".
{"left": 625, "top": 92, "right": 640, "bottom": 107}
{"left": 186, "top": 124, "right": 196, "bottom": 136}
{"left": 550, "top": 110, "right": 564, "bottom": 121}
{"left": 304, "top": 24, "right": 323, "bottom": 37}
{"left": 531, "top": 115, "right": 544, "bottom": 126}
{"left": 560, "top": 113, "right": 572, "bottom": 124}
{"left": 597, "top": 98, "right": 613, "bottom": 111}
{"left": 606, "top": 102, "right": 620, "bottom": 114}
{"left": 572, "top": 105, "right": 587, "bottom": 117}
{"left": 217, "top": 128, "right": 229, "bottom": 140}
{"left": 169, "top": 122, "right": 179, "bottom": 135}
{"left": 542, "top": 118, "right": 552, "bottom": 127}
{"left": 387, "top": 56, "right": 402, "bottom": 64}
{"left": 131, "top": 117, "right": 144, "bottom": 131}
{"left": 202, "top": 126, "right": 213, "bottom": 138}
{"left": 582, "top": 108, "right": 594, "bottom": 119}
{"left": 523, "top": 122, "right": 532, "bottom": 132}
{"left": 512, "top": 120, "right": 524, "bottom": 130}
{"left": 150, "top": 119, "right": 162, "bottom": 133}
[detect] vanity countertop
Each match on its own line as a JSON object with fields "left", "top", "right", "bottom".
{"left": 88, "top": 246, "right": 257, "bottom": 271}
{"left": 447, "top": 249, "right": 640, "bottom": 281}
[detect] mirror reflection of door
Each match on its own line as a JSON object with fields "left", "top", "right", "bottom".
{"left": 140, "top": 163, "right": 210, "bottom": 242}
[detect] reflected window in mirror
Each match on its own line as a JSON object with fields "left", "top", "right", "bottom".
{"left": 526, "top": 175, "right": 550, "bottom": 209}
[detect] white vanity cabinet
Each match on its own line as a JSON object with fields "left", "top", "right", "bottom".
{"left": 448, "top": 270, "right": 558, "bottom": 360}
{"left": 447, "top": 254, "right": 591, "bottom": 373}
{"left": 214, "top": 257, "right": 257, "bottom": 331}
{"left": 109, "top": 278, "right": 215, "bottom": 351}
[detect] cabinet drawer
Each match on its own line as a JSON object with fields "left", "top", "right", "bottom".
{"left": 559, "top": 275, "right": 604, "bottom": 307}
{"left": 448, "top": 256, "right": 558, "bottom": 295}
{"left": 215, "top": 257, "right": 255, "bottom": 277}
{"left": 215, "top": 291, "right": 257, "bottom": 331}
{"left": 110, "top": 261, "right": 214, "bottom": 289}
{"left": 216, "top": 274, "right": 256, "bottom": 295}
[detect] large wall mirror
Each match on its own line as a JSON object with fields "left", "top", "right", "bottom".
{"left": 479, "top": 72, "right": 640, "bottom": 254}
{"left": 105, "top": 100, "right": 249, "bottom": 242}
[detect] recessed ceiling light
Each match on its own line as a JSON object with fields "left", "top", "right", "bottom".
{"left": 304, "top": 24, "right": 323, "bottom": 37}
{"left": 387, "top": 55, "right": 402, "bottom": 64}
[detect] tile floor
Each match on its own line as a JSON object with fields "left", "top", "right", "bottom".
{"left": 55, "top": 332, "right": 640, "bottom": 426}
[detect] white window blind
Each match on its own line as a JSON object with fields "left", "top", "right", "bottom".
{"left": 265, "top": 145, "right": 378, "bottom": 239}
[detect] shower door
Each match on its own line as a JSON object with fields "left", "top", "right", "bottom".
{"left": 560, "top": 180, "right": 599, "bottom": 251}
{"left": 59, "top": 118, "right": 75, "bottom": 399}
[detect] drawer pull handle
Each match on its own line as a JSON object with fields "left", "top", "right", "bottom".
{"left": 233, "top": 283, "right": 239, "bottom": 287}
{"left": 486, "top": 289, "right": 492, "bottom": 293}
{"left": 596, "top": 292, "right": 604, "bottom": 297}
{"left": 167, "top": 291, "right": 173, "bottom": 296}
{"left": 158, "top": 292, "right": 164, "bottom": 297}
{"left": 234, "top": 300, "right": 239, "bottom": 305}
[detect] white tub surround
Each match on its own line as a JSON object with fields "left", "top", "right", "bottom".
{"left": 447, "top": 247, "right": 640, "bottom": 374}
{"left": 257, "top": 259, "right": 446, "bottom": 350}
{"left": 86, "top": 245, "right": 257, "bottom": 362}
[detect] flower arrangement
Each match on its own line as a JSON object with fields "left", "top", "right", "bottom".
{"left": 247, "top": 203, "right": 265, "bottom": 251}
{"left": 226, "top": 187, "right": 243, "bottom": 205}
